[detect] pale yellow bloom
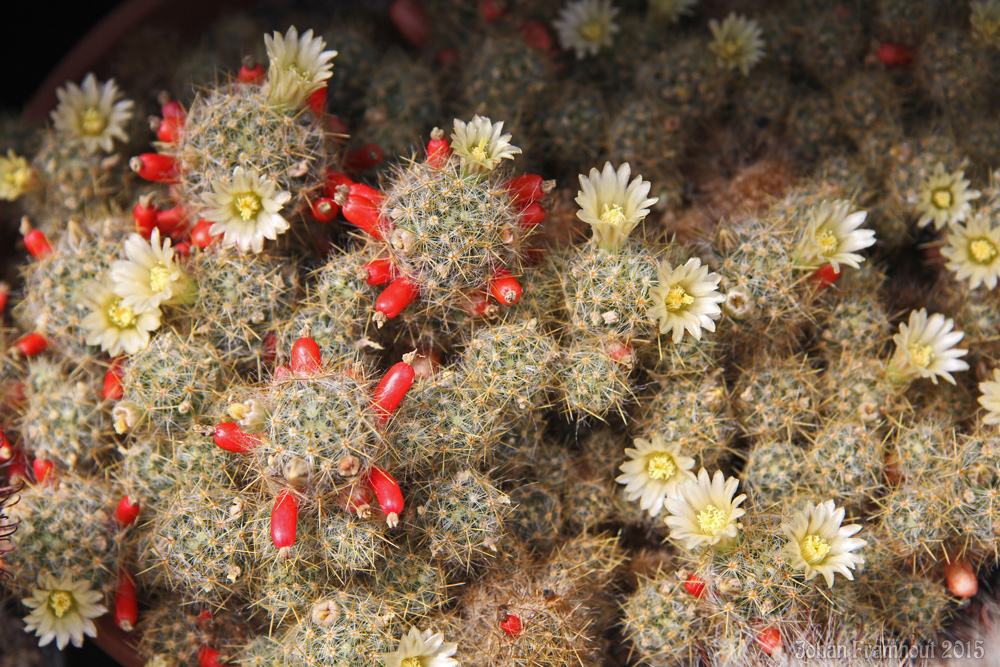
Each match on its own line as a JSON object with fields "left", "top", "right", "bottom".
{"left": 22, "top": 573, "right": 107, "bottom": 650}
{"left": 50, "top": 73, "right": 133, "bottom": 153}
{"left": 781, "top": 500, "right": 866, "bottom": 588}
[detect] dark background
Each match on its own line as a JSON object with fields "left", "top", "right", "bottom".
{"left": 2, "top": 3, "right": 127, "bottom": 114}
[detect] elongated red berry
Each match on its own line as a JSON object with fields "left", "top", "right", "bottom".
{"left": 521, "top": 20, "right": 552, "bottom": 51}
{"left": 262, "top": 333, "right": 278, "bottom": 367}
{"left": 130, "top": 153, "right": 179, "bottom": 184}
{"left": 116, "top": 495, "right": 141, "bottom": 527}
{"left": 462, "top": 289, "right": 494, "bottom": 317}
{"left": 683, "top": 575, "right": 705, "bottom": 598}
{"left": 309, "top": 197, "right": 340, "bottom": 223}
{"left": 271, "top": 490, "right": 299, "bottom": 554}
{"left": 367, "top": 464, "right": 404, "bottom": 528}
{"left": 346, "top": 182, "right": 384, "bottom": 205}
{"left": 518, "top": 201, "right": 546, "bottom": 228}
{"left": 160, "top": 98, "right": 185, "bottom": 120}
{"left": 156, "top": 115, "right": 183, "bottom": 144}
{"left": 115, "top": 568, "right": 138, "bottom": 632}
{"left": 0, "top": 282, "right": 8, "bottom": 316}
{"left": 238, "top": 56, "right": 266, "bottom": 84}
{"left": 758, "top": 627, "right": 781, "bottom": 655}
{"left": 489, "top": 268, "right": 522, "bottom": 306}
{"left": 375, "top": 276, "right": 420, "bottom": 321}
{"left": 371, "top": 360, "right": 415, "bottom": 422}
{"left": 506, "top": 174, "right": 545, "bottom": 206}
{"left": 426, "top": 128, "right": 451, "bottom": 166}
{"left": 213, "top": 423, "right": 261, "bottom": 453}
{"left": 198, "top": 646, "right": 223, "bottom": 667}
{"left": 810, "top": 264, "right": 841, "bottom": 289}
{"left": 20, "top": 219, "right": 52, "bottom": 259}
{"left": 500, "top": 613, "right": 522, "bottom": 636}
{"left": 363, "top": 258, "right": 398, "bottom": 286}
{"left": 308, "top": 85, "right": 328, "bottom": 115}
{"left": 481, "top": 0, "right": 505, "bottom": 20}
{"left": 877, "top": 42, "right": 914, "bottom": 67}
{"left": 101, "top": 357, "right": 125, "bottom": 401}
{"left": 336, "top": 483, "right": 374, "bottom": 516}
{"left": 15, "top": 333, "right": 48, "bottom": 358}
{"left": 323, "top": 169, "right": 354, "bottom": 198}
{"left": 0, "top": 429, "right": 11, "bottom": 462}
{"left": 290, "top": 337, "right": 322, "bottom": 375}
{"left": 133, "top": 197, "right": 158, "bottom": 236}
{"left": 153, "top": 205, "right": 188, "bottom": 237}
{"left": 191, "top": 219, "right": 216, "bottom": 249}
{"left": 390, "top": 0, "right": 430, "bottom": 49}
{"left": 340, "top": 194, "right": 388, "bottom": 240}
{"left": 945, "top": 559, "right": 978, "bottom": 598}
{"left": 32, "top": 457, "right": 53, "bottom": 483}
{"left": 343, "top": 144, "right": 383, "bottom": 172}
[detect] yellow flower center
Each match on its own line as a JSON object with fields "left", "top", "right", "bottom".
{"left": 149, "top": 264, "right": 172, "bottom": 293}
{"left": 2, "top": 159, "right": 33, "bottom": 197}
{"left": 978, "top": 18, "right": 1000, "bottom": 40}
{"left": 815, "top": 229, "right": 839, "bottom": 256}
{"left": 697, "top": 504, "right": 728, "bottom": 536}
{"left": 646, "top": 452, "right": 677, "bottom": 480}
{"left": 931, "top": 188, "right": 953, "bottom": 210}
{"left": 49, "top": 591, "right": 74, "bottom": 618}
{"left": 580, "top": 20, "right": 606, "bottom": 43}
{"left": 107, "top": 299, "right": 136, "bottom": 329}
{"left": 800, "top": 535, "right": 831, "bottom": 566}
{"left": 400, "top": 659, "right": 422, "bottom": 667}
{"left": 286, "top": 63, "right": 312, "bottom": 83}
{"left": 663, "top": 285, "right": 694, "bottom": 312}
{"left": 908, "top": 343, "right": 934, "bottom": 368}
{"left": 80, "top": 107, "right": 107, "bottom": 136}
{"left": 722, "top": 40, "right": 741, "bottom": 58}
{"left": 970, "top": 238, "right": 998, "bottom": 264}
{"left": 600, "top": 204, "right": 626, "bottom": 227}
{"left": 470, "top": 136, "right": 489, "bottom": 164}
{"left": 234, "top": 192, "right": 263, "bottom": 221}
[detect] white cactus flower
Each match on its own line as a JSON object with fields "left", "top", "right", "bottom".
{"left": 887, "top": 308, "right": 969, "bottom": 385}
{"left": 794, "top": 200, "right": 876, "bottom": 272}
{"left": 265, "top": 26, "right": 337, "bottom": 108}
{"left": 202, "top": 167, "right": 291, "bottom": 253}
{"left": 940, "top": 211, "right": 1000, "bottom": 290}
{"left": 708, "top": 13, "right": 765, "bottom": 75}
{"left": 780, "top": 500, "right": 866, "bottom": 588}
{"left": 915, "top": 162, "right": 981, "bottom": 230}
{"left": 50, "top": 73, "right": 134, "bottom": 153}
{"left": 616, "top": 434, "right": 696, "bottom": 517}
{"left": 22, "top": 572, "right": 108, "bottom": 650}
{"left": 575, "top": 162, "right": 658, "bottom": 251}
{"left": 450, "top": 116, "right": 521, "bottom": 174}
{"left": 381, "top": 626, "right": 459, "bottom": 667}
{"left": 647, "top": 257, "right": 725, "bottom": 343}
{"left": 553, "top": 0, "right": 620, "bottom": 59}
{"left": 664, "top": 468, "right": 747, "bottom": 551}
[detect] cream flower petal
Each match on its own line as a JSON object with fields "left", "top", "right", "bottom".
{"left": 202, "top": 167, "right": 291, "bottom": 253}
{"left": 978, "top": 368, "right": 1000, "bottom": 425}
{"left": 111, "top": 228, "right": 191, "bottom": 313}
{"left": 50, "top": 73, "right": 134, "bottom": 153}
{"left": 617, "top": 434, "right": 697, "bottom": 516}
{"left": 648, "top": 257, "right": 725, "bottom": 343}
{"left": 915, "top": 163, "right": 981, "bottom": 230}
{"left": 381, "top": 626, "right": 459, "bottom": 667}
{"left": 265, "top": 26, "right": 338, "bottom": 108}
{"left": 887, "top": 308, "right": 969, "bottom": 385}
{"left": 575, "top": 162, "right": 658, "bottom": 251}
{"left": 708, "top": 13, "right": 766, "bottom": 76}
{"left": 664, "top": 468, "right": 746, "bottom": 551}
{"left": 451, "top": 116, "right": 521, "bottom": 174}
{"left": 22, "top": 573, "right": 107, "bottom": 651}
{"left": 80, "top": 277, "right": 161, "bottom": 356}
{"left": 553, "top": 0, "right": 620, "bottom": 59}
{"left": 941, "top": 212, "right": 1000, "bottom": 290}
{"left": 780, "top": 500, "right": 866, "bottom": 588}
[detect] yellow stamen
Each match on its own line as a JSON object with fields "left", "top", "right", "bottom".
{"left": 647, "top": 452, "right": 677, "bottom": 480}
{"left": 107, "top": 299, "right": 136, "bottom": 328}
{"left": 815, "top": 229, "right": 839, "bottom": 256}
{"left": 149, "top": 264, "right": 172, "bottom": 293}
{"left": 932, "top": 188, "right": 953, "bottom": 210}
{"left": 234, "top": 192, "right": 262, "bottom": 221}
{"left": 663, "top": 285, "right": 694, "bottom": 312}
{"left": 908, "top": 343, "right": 934, "bottom": 369}
{"left": 722, "top": 41, "right": 741, "bottom": 58}
{"left": 800, "top": 535, "right": 831, "bottom": 565}
{"left": 580, "top": 20, "right": 606, "bottom": 43}
{"left": 80, "top": 108, "right": 107, "bottom": 136}
{"left": 286, "top": 63, "right": 312, "bottom": 82}
{"left": 400, "top": 659, "right": 422, "bottom": 667}
{"left": 470, "top": 136, "right": 489, "bottom": 164}
{"left": 970, "top": 238, "right": 998, "bottom": 264}
{"left": 697, "top": 504, "right": 728, "bottom": 536}
{"left": 49, "top": 591, "right": 73, "bottom": 618}
{"left": 600, "top": 204, "right": 626, "bottom": 227}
